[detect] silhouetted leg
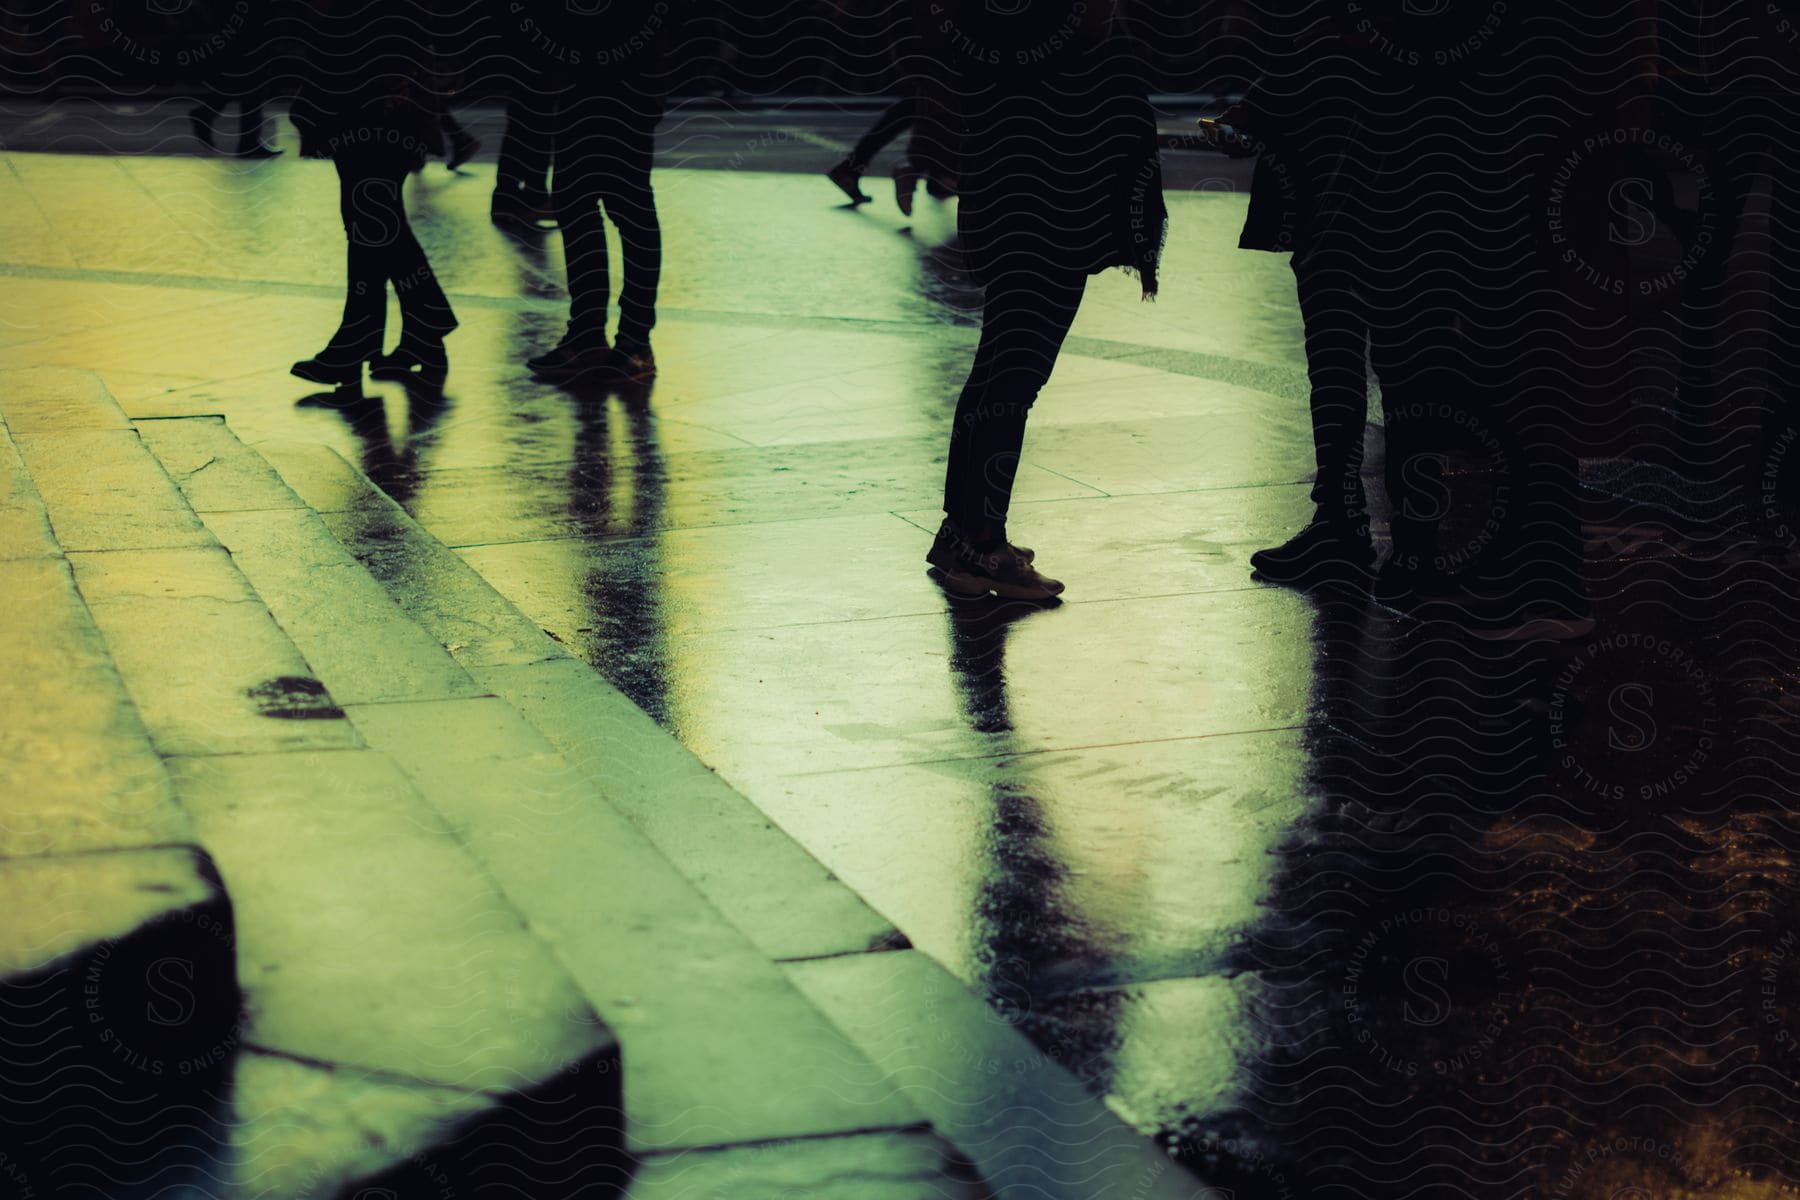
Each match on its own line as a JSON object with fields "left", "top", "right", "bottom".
{"left": 943, "top": 267, "right": 1087, "bottom": 542}
{"left": 558, "top": 97, "right": 660, "bottom": 349}
{"left": 323, "top": 157, "right": 394, "bottom": 360}
{"left": 850, "top": 96, "right": 919, "bottom": 170}
{"left": 234, "top": 81, "right": 271, "bottom": 154}
{"left": 1293, "top": 254, "right": 1369, "bottom": 531}
{"left": 496, "top": 88, "right": 556, "bottom": 210}
{"left": 599, "top": 122, "right": 661, "bottom": 351}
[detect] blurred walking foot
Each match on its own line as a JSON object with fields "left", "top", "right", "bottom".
{"left": 893, "top": 161, "right": 919, "bottom": 216}
{"left": 446, "top": 132, "right": 481, "bottom": 171}
{"left": 826, "top": 158, "right": 871, "bottom": 204}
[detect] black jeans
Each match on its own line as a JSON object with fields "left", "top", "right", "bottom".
{"left": 943, "top": 267, "right": 1087, "bottom": 538}
{"left": 496, "top": 88, "right": 557, "bottom": 204}
{"left": 554, "top": 95, "right": 661, "bottom": 349}
{"left": 1292, "top": 253, "right": 1370, "bottom": 528}
{"left": 326, "top": 155, "right": 455, "bottom": 358}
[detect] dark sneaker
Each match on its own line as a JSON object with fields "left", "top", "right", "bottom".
{"left": 826, "top": 159, "right": 871, "bottom": 205}
{"left": 528, "top": 333, "right": 611, "bottom": 379}
{"left": 927, "top": 529, "right": 1063, "bottom": 601}
{"left": 1250, "top": 521, "right": 1374, "bottom": 586}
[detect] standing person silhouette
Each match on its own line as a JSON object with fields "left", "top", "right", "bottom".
{"left": 290, "top": 0, "right": 456, "bottom": 388}
{"left": 925, "top": 2, "right": 1166, "bottom": 601}
{"left": 1229, "top": 7, "right": 1382, "bottom": 586}
{"left": 526, "top": 4, "right": 677, "bottom": 384}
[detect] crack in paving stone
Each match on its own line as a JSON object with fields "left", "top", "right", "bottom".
{"left": 246, "top": 676, "right": 345, "bottom": 720}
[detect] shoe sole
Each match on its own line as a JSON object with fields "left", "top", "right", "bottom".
{"left": 1468, "top": 614, "right": 1596, "bottom": 642}
{"left": 930, "top": 567, "right": 1061, "bottom": 602}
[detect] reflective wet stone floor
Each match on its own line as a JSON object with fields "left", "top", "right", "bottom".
{"left": 5, "top": 108, "right": 1799, "bottom": 1197}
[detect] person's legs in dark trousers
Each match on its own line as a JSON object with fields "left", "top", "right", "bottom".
{"left": 297, "top": 155, "right": 454, "bottom": 381}
{"left": 940, "top": 267, "right": 1086, "bottom": 551}
{"left": 827, "top": 94, "right": 919, "bottom": 204}
{"left": 531, "top": 94, "right": 660, "bottom": 377}
{"left": 851, "top": 96, "right": 919, "bottom": 170}
{"left": 1249, "top": 251, "right": 1375, "bottom": 583}
{"left": 494, "top": 82, "right": 558, "bottom": 220}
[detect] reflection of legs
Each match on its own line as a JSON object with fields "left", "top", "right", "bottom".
{"left": 942, "top": 268, "right": 1086, "bottom": 543}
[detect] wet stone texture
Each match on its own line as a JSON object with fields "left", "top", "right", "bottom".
{"left": 2, "top": 123, "right": 1798, "bottom": 1197}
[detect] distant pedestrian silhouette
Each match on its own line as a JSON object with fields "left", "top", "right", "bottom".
{"left": 525, "top": 4, "right": 677, "bottom": 384}
{"left": 925, "top": 2, "right": 1165, "bottom": 602}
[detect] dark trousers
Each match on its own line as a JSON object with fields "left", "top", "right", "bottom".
{"left": 1292, "top": 253, "right": 1369, "bottom": 528}
{"left": 943, "top": 267, "right": 1087, "bottom": 537}
{"left": 496, "top": 91, "right": 557, "bottom": 204}
{"left": 326, "top": 156, "right": 455, "bottom": 357}
{"left": 555, "top": 96, "right": 661, "bottom": 348}
{"left": 192, "top": 82, "right": 268, "bottom": 151}
{"left": 850, "top": 96, "right": 918, "bottom": 169}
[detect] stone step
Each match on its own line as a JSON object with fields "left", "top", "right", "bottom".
{"left": 1, "top": 370, "right": 625, "bottom": 1199}
{"left": 139, "top": 420, "right": 932, "bottom": 1155}
{"left": 238, "top": 431, "right": 1208, "bottom": 1198}
{"left": 0, "top": 399, "right": 242, "bottom": 1197}
{"left": 252, "top": 435, "right": 904, "bottom": 964}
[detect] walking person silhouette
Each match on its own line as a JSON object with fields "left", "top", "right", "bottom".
{"left": 290, "top": 0, "right": 456, "bottom": 389}
{"left": 925, "top": 1, "right": 1165, "bottom": 601}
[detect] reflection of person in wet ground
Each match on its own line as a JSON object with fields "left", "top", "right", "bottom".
{"left": 925, "top": 1, "right": 1166, "bottom": 602}
{"left": 289, "top": 0, "right": 457, "bottom": 391}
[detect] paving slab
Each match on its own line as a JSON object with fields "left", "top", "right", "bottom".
{"left": 204, "top": 507, "right": 485, "bottom": 706}
{"left": 166, "top": 750, "right": 617, "bottom": 1095}
{"left": 70, "top": 546, "right": 361, "bottom": 756}
{"left": 0, "top": 557, "right": 182, "bottom": 856}
{"left": 400, "top": 440, "right": 1098, "bottom": 547}
{"left": 346, "top": 697, "right": 921, "bottom": 1152}
{"left": 135, "top": 415, "right": 308, "bottom": 514}
{"left": 784, "top": 950, "right": 1207, "bottom": 1200}
{"left": 470, "top": 658, "right": 903, "bottom": 963}
{"left": 626, "top": 1130, "right": 985, "bottom": 1200}
{"left": 0, "top": 366, "right": 133, "bottom": 433}
{"left": 0, "top": 421, "right": 55, "bottom": 561}
{"left": 318, "top": 500, "right": 568, "bottom": 668}
{"left": 12, "top": 428, "right": 212, "bottom": 551}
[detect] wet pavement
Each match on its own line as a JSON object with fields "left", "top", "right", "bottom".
{"left": 5, "top": 114, "right": 1800, "bottom": 1197}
